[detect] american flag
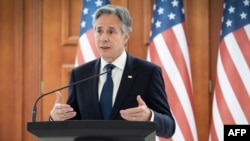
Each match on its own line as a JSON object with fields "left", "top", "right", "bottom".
{"left": 147, "top": 0, "right": 197, "bottom": 140}
{"left": 75, "top": 0, "right": 110, "bottom": 66}
{"left": 209, "top": 0, "right": 250, "bottom": 140}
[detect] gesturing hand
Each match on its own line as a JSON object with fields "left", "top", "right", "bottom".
{"left": 50, "top": 91, "right": 76, "bottom": 121}
{"left": 120, "top": 95, "right": 152, "bottom": 121}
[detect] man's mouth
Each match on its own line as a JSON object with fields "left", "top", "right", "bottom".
{"left": 100, "top": 46, "right": 110, "bottom": 49}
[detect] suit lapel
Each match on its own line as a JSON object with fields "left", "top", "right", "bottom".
{"left": 110, "top": 54, "right": 137, "bottom": 119}
{"left": 88, "top": 59, "right": 103, "bottom": 119}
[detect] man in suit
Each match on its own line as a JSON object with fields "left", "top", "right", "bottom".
{"left": 50, "top": 4, "right": 175, "bottom": 138}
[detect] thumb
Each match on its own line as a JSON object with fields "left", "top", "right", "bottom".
{"left": 137, "top": 95, "right": 146, "bottom": 106}
{"left": 54, "top": 91, "right": 62, "bottom": 104}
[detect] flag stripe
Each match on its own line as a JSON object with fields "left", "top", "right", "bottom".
{"left": 209, "top": 118, "right": 218, "bottom": 141}
{"left": 229, "top": 29, "right": 250, "bottom": 95}
{"left": 153, "top": 33, "right": 195, "bottom": 128}
{"left": 218, "top": 41, "right": 248, "bottom": 123}
{"left": 75, "top": 43, "right": 85, "bottom": 66}
{"left": 234, "top": 26, "right": 250, "bottom": 69}
{"left": 215, "top": 72, "right": 234, "bottom": 124}
{"left": 245, "top": 24, "right": 250, "bottom": 45}
{"left": 162, "top": 24, "right": 193, "bottom": 108}
{"left": 209, "top": 0, "right": 250, "bottom": 141}
{"left": 209, "top": 0, "right": 250, "bottom": 138}
{"left": 78, "top": 30, "right": 99, "bottom": 65}
{"left": 210, "top": 90, "right": 223, "bottom": 141}
{"left": 162, "top": 26, "right": 197, "bottom": 139}
{"left": 148, "top": 0, "right": 197, "bottom": 140}
{"left": 150, "top": 29, "right": 196, "bottom": 140}
{"left": 222, "top": 35, "right": 250, "bottom": 122}
{"left": 85, "top": 29, "right": 100, "bottom": 58}
{"left": 149, "top": 41, "right": 188, "bottom": 141}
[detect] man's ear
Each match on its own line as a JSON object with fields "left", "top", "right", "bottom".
{"left": 123, "top": 32, "right": 130, "bottom": 46}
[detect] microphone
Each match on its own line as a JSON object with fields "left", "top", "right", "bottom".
{"left": 31, "top": 68, "right": 112, "bottom": 122}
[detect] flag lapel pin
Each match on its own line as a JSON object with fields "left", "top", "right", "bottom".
{"left": 128, "top": 75, "right": 132, "bottom": 79}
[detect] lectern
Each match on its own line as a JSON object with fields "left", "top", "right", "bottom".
{"left": 27, "top": 120, "right": 156, "bottom": 141}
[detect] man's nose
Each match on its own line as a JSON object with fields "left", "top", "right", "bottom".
{"left": 100, "top": 33, "right": 109, "bottom": 41}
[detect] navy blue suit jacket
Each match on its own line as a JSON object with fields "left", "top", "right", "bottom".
{"left": 67, "top": 53, "right": 175, "bottom": 138}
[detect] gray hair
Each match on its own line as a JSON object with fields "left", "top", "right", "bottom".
{"left": 92, "top": 5, "right": 132, "bottom": 34}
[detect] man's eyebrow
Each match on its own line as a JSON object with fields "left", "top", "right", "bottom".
{"left": 96, "top": 26, "right": 116, "bottom": 30}
{"left": 108, "top": 27, "right": 115, "bottom": 30}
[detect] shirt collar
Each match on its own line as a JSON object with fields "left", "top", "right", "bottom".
{"left": 100, "top": 51, "right": 127, "bottom": 71}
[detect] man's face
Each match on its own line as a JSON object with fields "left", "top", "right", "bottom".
{"left": 94, "top": 14, "right": 130, "bottom": 63}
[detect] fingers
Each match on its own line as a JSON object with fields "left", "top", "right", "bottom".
{"left": 55, "top": 91, "right": 62, "bottom": 104}
{"left": 120, "top": 112, "right": 138, "bottom": 121}
{"left": 51, "top": 104, "right": 76, "bottom": 121}
{"left": 120, "top": 107, "right": 147, "bottom": 121}
{"left": 50, "top": 91, "right": 76, "bottom": 121}
{"left": 120, "top": 95, "right": 151, "bottom": 121}
{"left": 53, "top": 105, "right": 76, "bottom": 120}
{"left": 137, "top": 95, "right": 146, "bottom": 106}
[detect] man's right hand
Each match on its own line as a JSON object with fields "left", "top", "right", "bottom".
{"left": 50, "top": 91, "right": 76, "bottom": 121}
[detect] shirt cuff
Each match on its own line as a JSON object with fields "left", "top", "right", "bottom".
{"left": 150, "top": 109, "right": 155, "bottom": 122}
{"left": 49, "top": 115, "right": 53, "bottom": 121}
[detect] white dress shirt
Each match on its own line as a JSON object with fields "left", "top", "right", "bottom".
{"left": 98, "top": 51, "right": 127, "bottom": 106}
{"left": 98, "top": 51, "right": 155, "bottom": 122}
